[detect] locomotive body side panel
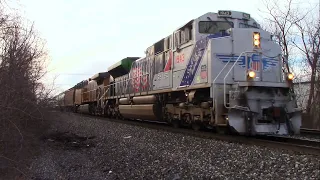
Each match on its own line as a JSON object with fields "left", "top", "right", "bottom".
{"left": 151, "top": 49, "right": 174, "bottom": 90}
{"left": 82, "top": 86, "right": 89, "bottom": 103}
{"left": 74, "top": 89, "right": 82, "bottom": 105}
{"left": 128, "top": 57, "right": 153, "bottom": 94}
{"left": 88, "top": 80, "right": 98, "bottom": 102}
{"left": 172, "top": 44, "right": 193, "bottom": 72}
{"left": 193, "top": 46, "right": 210, "bottom": 85}
{"left": 114, "top": 74, "right": 129, "bottom": 96}
{"left": 152, "top": 70, "right": 172, "bottom": 90}
{"left": 64, "top": 89, "right": 75, "bottom": 107}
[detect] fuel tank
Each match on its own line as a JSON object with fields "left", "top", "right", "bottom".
{"left": 132, "top": 95, "right": 156, "bottom": 104}
{"left": 78, "top": 104, "right": 90, "bottom": 114}
{"left": 118, "top": 104, "right": 162, "bottom": 121}
{"left": 119, "top": 97, "right": 130, "bottom": 105}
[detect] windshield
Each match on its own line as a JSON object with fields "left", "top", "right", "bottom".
{"left": 239, "top": 22, "right": 258, "bottom": 29}
{"left": 198, "top": 21, "right": 234, "bottom": 34}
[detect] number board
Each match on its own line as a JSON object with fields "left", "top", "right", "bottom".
{"left": 218, "top": 10, "right": 232, "bottom": 17}
{"left": 243, "top": 13, "right": 250, "bottom": 19}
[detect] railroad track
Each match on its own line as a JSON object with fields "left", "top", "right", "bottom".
{"left": 58, "top": 111, "right": 320, "bottom": 156}
{"left": 300, "top": 128, "right": 320, "bottom": 136}
{"left": 255, "top": 135, "right": 320, "bottom": 156}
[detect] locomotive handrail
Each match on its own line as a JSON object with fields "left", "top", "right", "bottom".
{"left": 98, "top": 86, "right": 109, "bottom": 101}
{"left": 223, "top": 51, "right": 255, "bottom": 110}
{"left": 97, "top": 87, "right": 110, "bottom": 109}
{"left": 211, "top": 57, "right": 233, "bottom": 111}
{"left": 211, "top": 51, "right": 252, "bottom": 110}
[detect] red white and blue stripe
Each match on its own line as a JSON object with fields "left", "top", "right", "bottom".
{"left": 179, "top": 33, "right": 230, "bottom": 86}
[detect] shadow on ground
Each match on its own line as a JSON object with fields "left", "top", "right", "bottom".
{"left": 41, "top": 132, "right": 96, "bottom": 150}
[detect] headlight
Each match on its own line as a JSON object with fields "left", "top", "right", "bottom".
{"left": 253, "top": 33, "right": 260, "bottom": 39}
{"left": 248, "top": 70, "right": 256, "bottom": 78}
{"left": 253, "top": 32, "right": 260, "bottom": 48}
{"left": 287, "top": 73, "right": 294, "bottom": 80}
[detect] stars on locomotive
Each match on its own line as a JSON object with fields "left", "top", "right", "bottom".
{"left": 180, "top": 38, "right": 209, "bottom": 86}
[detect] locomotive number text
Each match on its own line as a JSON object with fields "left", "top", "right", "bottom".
{"left": 176, "top": 54, "right": 185, "bottom": 63}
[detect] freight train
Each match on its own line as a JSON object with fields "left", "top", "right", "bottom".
{"left": 56, "top": 10, "right": 302, "bottom": 136}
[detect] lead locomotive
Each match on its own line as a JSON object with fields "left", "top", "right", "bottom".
{"left": 57, "top": 10, "right": 301, "bottom": 136}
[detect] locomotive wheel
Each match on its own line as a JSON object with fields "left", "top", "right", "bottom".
{"left": 191, "top": 122, "right": 201, "bottom": 131}
{"left": 215, "top": 126, "right": 227, "bottom": 134}
{"left": 171, "top": 120, "right": 180, "bottom": 128}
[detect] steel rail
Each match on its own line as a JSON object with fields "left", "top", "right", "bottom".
{"left": 300, "top": 128, "right": 320, "bottom": 136}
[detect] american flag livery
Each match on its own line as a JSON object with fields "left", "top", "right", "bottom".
{"left": 179, "top": 33, "right": 231, "bottom": 87}
{"left": 216, "top": 53, "right": 278, "bottom": 71}
{"left": 164, "top": 50, "right": 172, "bottom": 72}
{"left": 249, "top": 59, "right": 260, "bottom": 71}
{"left": 131, "top": 67, "right": 148, "bottom": 92}
{"left": 131, "top": 67, "right": 142, "bottom": 92}
{"left": 200, "top": 65, "right": 207, "bottom": 79}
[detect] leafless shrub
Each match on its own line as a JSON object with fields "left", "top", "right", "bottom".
{"left": 0, "top": 1, "right": 52, "bottom": 179}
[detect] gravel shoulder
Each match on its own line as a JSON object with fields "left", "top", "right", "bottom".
{"left": 29, "top": 112, "right": 320, "bottom": 180}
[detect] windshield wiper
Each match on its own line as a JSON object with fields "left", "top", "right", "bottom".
{"left": 223, "top": 17, "right": 233, "bottom": 28}
{"left": 204, "top": 17, "right": 214, "bottom": 33}
{"left": 204, "top": 23, "right": 213, "bottom": 33}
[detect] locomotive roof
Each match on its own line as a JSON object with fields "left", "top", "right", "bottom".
{"left": 175, "top": 10, "right": 255, "bottom": 30}
{"left": 90, "top": 72, "right": 110, "bottom": 81}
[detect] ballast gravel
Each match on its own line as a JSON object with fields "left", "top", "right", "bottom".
{"left": 30, "top": 112, "right": 320, "bottom": 180}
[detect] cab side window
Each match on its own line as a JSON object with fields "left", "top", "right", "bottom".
{"left": 174, "top": 23, "right": 193, "bottom": 49}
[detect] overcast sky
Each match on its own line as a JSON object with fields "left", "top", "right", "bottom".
{"left": 10, "top": 0, "right": 318, "bottom": 94}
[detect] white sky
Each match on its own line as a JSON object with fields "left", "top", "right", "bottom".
{"left": 8, "top": 0, "right": 319, "bottom": 94}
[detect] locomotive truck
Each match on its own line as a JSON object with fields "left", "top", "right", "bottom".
{"left": 57, "top": 10, "right": 301, "bottom": 136}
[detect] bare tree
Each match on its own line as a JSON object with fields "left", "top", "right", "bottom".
{"left": 260, "top": 0, "right": 320, "bottom": 129}
{"left": 0, "top": 2, "right": 53, "bottom": 178}
{"left": 260, "top": 0, "right": 299, "bottom": 73}
{"left": 293, "top": 14, "right": 320, "bottom": 115}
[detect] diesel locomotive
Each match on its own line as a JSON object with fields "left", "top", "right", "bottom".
{"left": 56, "top": 10, "right": 302, "bottom": 136}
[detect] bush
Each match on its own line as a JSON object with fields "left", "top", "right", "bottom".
{"left": 0, "top": 1, "right": 52, "bottom": 179}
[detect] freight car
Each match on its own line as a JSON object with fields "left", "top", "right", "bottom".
{"left": 58, "top": 10, "right": 302, "bottom": 136}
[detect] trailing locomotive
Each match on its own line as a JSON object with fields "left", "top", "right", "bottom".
{"left": 57, "top": 10, "right": 302, "bottom": 136}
